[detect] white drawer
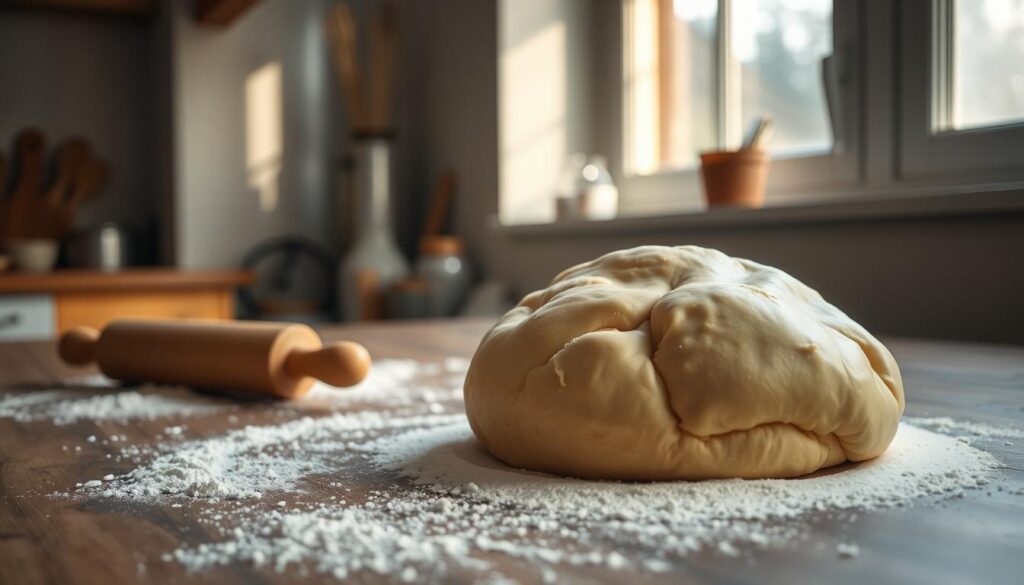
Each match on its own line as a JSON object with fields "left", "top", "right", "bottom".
{"left": 0, "top": 294, "right": 56, "bottom": 341}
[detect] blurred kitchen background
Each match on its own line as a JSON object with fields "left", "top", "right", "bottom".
{"left": 0, "top": 0, "right": 1022, "bottom": 343}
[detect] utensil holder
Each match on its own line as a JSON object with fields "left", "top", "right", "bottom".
{"left": 699, "top": 149, "right": 770, "bottom": 209}
{"left": 338, "top": 134, "right": 409, "bottom": 321}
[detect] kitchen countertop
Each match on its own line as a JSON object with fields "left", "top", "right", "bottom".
{"left": 0, "top": 318, "right": 1021, "bottom": 584}
{"left": 0, "top": 268, "right": 253, "bottom": 294}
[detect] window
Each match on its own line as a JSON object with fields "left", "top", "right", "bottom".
{"left": 901, "top": 0, "right": 1024, "bottom": 179}
{"left": 619, "top": 0, "right": 858, "bottom": 214}
{"left": 496, "top": 1, "right": 1024, "bottom": 226}
{"left": 624, "top": 0, "right": 835, "bottom": 175}
{"left": 934, "top": 0, "right": 1024, "bottom": 132}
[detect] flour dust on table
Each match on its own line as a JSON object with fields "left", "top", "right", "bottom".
{"left": 55, "top": 363, "right": 1013, "bottom": 585}
{"left": 0, "top": 358, "right": 467, "bottom": 427}
{"left": 0, "top": 380, "right": 227, "bottom": 425}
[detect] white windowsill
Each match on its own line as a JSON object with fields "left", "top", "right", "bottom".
{"left": 493, "top": 184, "right": 1024, "bottom": 238}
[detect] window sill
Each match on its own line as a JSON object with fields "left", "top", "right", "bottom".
{"left": 493, "top": 184, "right": 1024, "bottom": 239}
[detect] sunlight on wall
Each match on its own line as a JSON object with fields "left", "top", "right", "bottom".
{"left": 246, "top": 61, "right": 283, "bottom": 213}
{"left": 624, "top": 0, "right": 660, "bottom": 175}
{"left": 499, "top": 9, "right": 568, "bottom": 225}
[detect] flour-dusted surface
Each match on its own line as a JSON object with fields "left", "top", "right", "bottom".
{"left": 904, "top": 416, "right": 1024, "bottom": 440}
{"left": 161, "top": 421, "right": 1000, "bottom": 582}
{"left": 0, "top": 384, "right": 226, "bottom": 425}
{"left": 4, "top": 324, "right": 1024, "bottom": 585}
{"left": 0, "top": 359, "right": 467, "bottom": 426}
{"left": 65, "top": 378, "right": 1010, "bottom": 584}
{"left": 86, "top": 412, "right": 463, "bottom": 500}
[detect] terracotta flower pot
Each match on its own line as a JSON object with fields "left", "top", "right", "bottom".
{"left": 699, "top": 149, "right": 770, "bottom": 209}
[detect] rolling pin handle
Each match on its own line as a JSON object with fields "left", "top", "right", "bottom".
{"left": 285, "top": 341, "right": 372, "bottom": 388}
{"left": 58, "top": 326, "right": 100, "bottom": 367}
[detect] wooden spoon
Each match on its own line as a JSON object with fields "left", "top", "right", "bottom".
{"left": 46, "top": 139, "right": 89, "bottom": 208}
{"left": 35, "top": 138, "right": 89, "bottom": 238}
{"left": 0, "top": 151, "right": 8, "bottom": 194}
{"left": 54, "top": 157, "right": 109, "bottom": 236}
{"left": 0, "top": 150, "right": 8, "bottom": 242}
{"left": 7, "top": 129, "right": 46, "bottom": 239}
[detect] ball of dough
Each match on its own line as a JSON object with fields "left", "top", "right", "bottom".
{"left": 464, "top": 246, "right": 904, "bottom": 480}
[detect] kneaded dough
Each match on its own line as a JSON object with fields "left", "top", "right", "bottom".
{"left": 464, "top": 246, "right": 904, "bottom": 480}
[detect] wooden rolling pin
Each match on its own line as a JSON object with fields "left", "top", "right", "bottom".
{"left": 58, "top": 319, "right": 372, "bottom": 399}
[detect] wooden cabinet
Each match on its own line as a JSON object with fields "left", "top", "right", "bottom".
{"left": 0, "top": 269, "right": 252, "bottom": 340}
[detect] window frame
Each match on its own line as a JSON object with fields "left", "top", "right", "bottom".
{"left": 616, "top": 0, "right": 861, "bottom": 215}
{"left": 495, "top": 0, "right": 1024, "bottom": 227}
{"left": 898, "top": 0, "right": 1024, "bottom": 180}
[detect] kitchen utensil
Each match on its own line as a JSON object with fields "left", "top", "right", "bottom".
{"left": 40, "top": 138, "right": 89, "bottom": 237}
{"left": 325, "top": 1, "right": 365, "bottom": 128}
{"left": 741, "top": 117, "right": 775, "bottom": 150}
{"left": 46, "top": 138, "right": 88, "bottom": 207}
{"left": 0, "top": 151, "right": 7, "bottom": 237}
{"left": 368, "top": 2, "right": 397, "bottom": 131}
{"left": 0, "top": 151, "right": 8, "bottom": 197}
{"left": 6, "top": 129, "right": 46, "bottom": 240}
{"left": 57, "top": 158, "right": 109, "bottom": 235}
{"left": 65, "top": 222, "right": 132, "bottom": 271}
{"left": 416, "top": 235, "right": 471, "bottom": 317}
{"left": 422, "top": 170, "right": 455, "bottom": 239}
{"left": 699, "top": 149, "right": 770, "bottom": 209}
{"left": 58, "top": 318, "right": 372, "bottom": 399}
{"left": 339, "top": 136, "right": 409, "bottom": 321}
{"left": 325, "top": 1, "right": 399, "bottom": 134}
{"left": 7, "top": 238, "right": 59, "bottom": 273}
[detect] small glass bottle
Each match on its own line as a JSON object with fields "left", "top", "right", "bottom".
{"left": 555, "top": 154, "right": 618, "bottom": 221}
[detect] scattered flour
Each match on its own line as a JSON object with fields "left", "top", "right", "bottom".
{"left": 836, "top": 543, "right": 860, "bottom": 559}
{"left": 87, "top": 412, "right": 463, "bottom": 500}
{"left": 903, "top": 416, "right": 1024, "bottom": 440}
{"left": 0, "top": 386, "right": 225, "bottom": 425}
{"left": 304, "top": 358, "right": 468, "bottom": 409}
{"left": 32, "top": 360, "right": 1011, "bottom": 583}
{"left": 102, "top": 417, "right": 997, "bottom": 582}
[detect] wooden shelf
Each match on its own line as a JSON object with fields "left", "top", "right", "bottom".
{"left": 194, "top": 0, "right": 261, "bottom": 26}
{"left": 0, "top": 268, "right": 253, "bottom": 294}
{"left": 0, "top": 0, "right": 158, "bottom": 18}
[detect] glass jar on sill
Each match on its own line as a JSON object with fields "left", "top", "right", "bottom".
{"left": 416, "top": 235, "right": 472, "bottom": 317}
{"left": 555, "top": 154, "right": 619, "bottom": 221}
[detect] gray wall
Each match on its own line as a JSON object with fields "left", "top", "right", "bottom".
{"left": 401, "top": 0, "right": 1024, "bottom": 345}
{"left": 400, "top": 0, "right": 500, "bottom": 268}
{"left": 169, "top": 0, "right": 336, "bottom": 269}
{"left": 0, "top": 10, "right": 158, "bottom": 250}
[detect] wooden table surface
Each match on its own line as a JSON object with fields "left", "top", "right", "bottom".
{"left": 1, "top": 318, "right": 1022, "bottom": 584}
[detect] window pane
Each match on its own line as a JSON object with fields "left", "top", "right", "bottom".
{"left": 663, "top": 0, "right": 718, "bottom": 169}
{"left": 625, "top": 0, "right": 717, "bottom": 174}
{"left": 952, "top": 0, "right": 1024, "bottom": 130}
{"left": 731, "top": 0, "right": 832, "bottom": 155}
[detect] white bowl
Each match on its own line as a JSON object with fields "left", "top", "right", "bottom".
{"left": 8, "top": 239, "right": 59, "bottom": 273}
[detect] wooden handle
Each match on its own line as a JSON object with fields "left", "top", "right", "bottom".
{"left": 285, "top": 341, "right": 371, "bottom": 387}
{"left": 58, "top": 326, "right": 99, "bottom": 366}
{"left": 422, "top": 171, "right": 456, "bottom": 238}
{"left": 0, "top": 151, "right": 8, "bottom": 197}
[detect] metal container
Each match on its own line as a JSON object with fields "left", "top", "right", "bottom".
{"left": 415, "top": 236, "right": 471, "bottom": 317}
{"left": 66, "top": 223, "right": 132, "bottom": 271}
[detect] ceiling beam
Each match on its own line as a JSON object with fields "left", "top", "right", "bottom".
{"left": 194, "top": 0, "right": 261, "bottom": 27}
